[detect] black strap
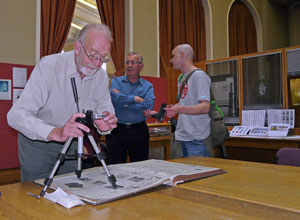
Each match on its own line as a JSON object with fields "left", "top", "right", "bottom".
{"left": 210, "top": 87, "right": 215, "bottom": 101}
{"left": 178, "top": 68, "right": 217, "bottom": 103}
{"left": 179, "top": 69, "right": 200, "bottom": 98}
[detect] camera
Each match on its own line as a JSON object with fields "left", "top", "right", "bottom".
{"left": 76, "top": 110, "right": 94, "bottom": 127}
{"left": 76, "top": 110, "right": 106, "bottom": 127}
{"left": 151, "top": 103, "right": 166, "bottom": 122}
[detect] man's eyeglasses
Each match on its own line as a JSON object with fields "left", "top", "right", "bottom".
{"left": 80, "top": 42, "right": 110, "bottom": 63}
{"left": 125, "top": 60, "right": 140, "bottom": 65}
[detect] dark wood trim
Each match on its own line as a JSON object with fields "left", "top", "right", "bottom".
{"left": 0, "top": 168, "right": 20, "bottom": 185}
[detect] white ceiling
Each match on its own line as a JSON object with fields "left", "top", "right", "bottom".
{"left": 66, "top": 0, "right": 101, "bottom": 45}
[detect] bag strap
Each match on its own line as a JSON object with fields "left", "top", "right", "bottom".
{"left": 178, "top": 69, "right": 225, "bottom": 119}
{"left": 178, "top": 68, "right": 200, "bottom": 99}
{"left": 210, "top": 87, "right": 224, "bottom": 119}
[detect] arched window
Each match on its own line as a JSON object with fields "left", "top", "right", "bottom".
{"left": 229, "top": 0, "right": 257, "bottom": 56}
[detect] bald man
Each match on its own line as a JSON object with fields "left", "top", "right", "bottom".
{"left": 164, "top": 44, "right": 211, "bottom": 157}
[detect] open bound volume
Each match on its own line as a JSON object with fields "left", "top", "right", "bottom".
{"left": 35, "top": 159, "right": 225, "bottom": 205}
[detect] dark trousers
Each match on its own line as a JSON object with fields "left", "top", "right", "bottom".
{"left": 18, "top": 133, "right": 78, "bottom": 182}
{"left": 106, "top": 122, "right": 149, "bottom": 164}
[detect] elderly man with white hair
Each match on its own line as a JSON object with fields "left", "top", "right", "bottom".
{"left": 7, "top": 24, "right": 117, "bottom": 182}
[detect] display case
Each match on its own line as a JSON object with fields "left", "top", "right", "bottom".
{"left": 286, "top": 46, "right": 300, "bottom": 128}
{"left": 206, "top": 58, "right": 239, "bottom": 126}
{"left": 242, "top": 50, "right": 283, "bottom": 111}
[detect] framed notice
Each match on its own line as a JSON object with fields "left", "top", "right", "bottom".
{"left": 0, "top": 79, "right": 11, "bottom": 100}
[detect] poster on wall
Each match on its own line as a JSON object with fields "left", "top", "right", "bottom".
{"left": 13, "top": 67, "right": 27, "bottom": 88}
{"left": 13, "top": 88, "right": 24, "bottom": 104}
{"left": 0, "top": 79, "right": 11, "bottom": 100}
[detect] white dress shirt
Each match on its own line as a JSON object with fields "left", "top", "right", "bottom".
{"left": 7, "top": 51, "right": 114, "bottom": 141}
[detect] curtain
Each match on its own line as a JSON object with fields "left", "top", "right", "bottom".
{"left": 159, "top": 0, "right": 206, "bottom": 77}
{"left": 96, "top": 0, "right": 125, "bottom": 76}
{"left": 40, "top": 0, "right": 76, "bottom": 57}
{"left": 229, "top": 0, "right": 257, "bottom": 56}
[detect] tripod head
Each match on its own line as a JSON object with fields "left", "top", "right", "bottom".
{"left": 76, "top": 110, "right": 94, "bottom": 127}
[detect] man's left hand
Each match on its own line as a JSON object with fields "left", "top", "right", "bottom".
{"left": 94, "top": 111, "right": 118, "bottom": 132}
{"left": 164, "top": 104, "right": 179, "bottom": 118}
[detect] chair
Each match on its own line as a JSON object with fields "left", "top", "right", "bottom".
{"left": 275, "top": 148, "right": 300, "bottom": 166}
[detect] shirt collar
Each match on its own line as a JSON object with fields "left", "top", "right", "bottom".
{"left": 122, "top": 75, "right": 143, "bottom": 86}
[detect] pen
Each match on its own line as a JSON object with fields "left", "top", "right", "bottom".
{"left": 27, "top": 192, "right": 41, "bottom": 199}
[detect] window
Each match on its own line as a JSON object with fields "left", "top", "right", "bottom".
{"left": 63, "top": 0, "right": 106, "bottom": 71}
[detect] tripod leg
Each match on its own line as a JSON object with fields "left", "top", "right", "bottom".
{"left": 86, "top": 133, "right": 117, "bottom": 188}
{"left": 75, "top": 136, "right": 83, "bottom": 178}
{"left": 40, "top": 137, "right": 73, "bottom": 196}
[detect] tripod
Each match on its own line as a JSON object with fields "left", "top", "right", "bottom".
{"left": 40, "top": 131, "right": 117, "bottom": 196}
{"left": 40, "top": 77, "right": 117, "bottom": 196}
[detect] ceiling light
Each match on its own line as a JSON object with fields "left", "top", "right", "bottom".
{"left": 77, "top": 0, "right": 97, "bottom": 9}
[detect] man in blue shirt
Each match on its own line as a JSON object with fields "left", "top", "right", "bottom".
{"left": 106, "top": 52, "right": 155, "bottom": 164}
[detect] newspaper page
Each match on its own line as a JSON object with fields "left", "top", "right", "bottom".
{"left": 35, "top": 160, "right": 224, "bottom": 205}
{"left": 242, "top": 110, "right": 266, "bottom": 127}
{"left": 267, "top": 109, "right": 295, "bottom": 129}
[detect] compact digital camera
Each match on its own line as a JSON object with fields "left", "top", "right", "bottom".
{"left": 76, "top": 110, "right": 105, "bottom": 127}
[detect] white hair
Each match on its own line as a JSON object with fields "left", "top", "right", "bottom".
{"left": 77, "top": 23, "right": 112, "bottom": 42}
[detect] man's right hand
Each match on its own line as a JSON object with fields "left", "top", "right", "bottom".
{"left": 47, "top": 113, "right": 90, "bottom": 142}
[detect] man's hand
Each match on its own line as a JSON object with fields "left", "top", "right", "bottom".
{"left": 135, "top": 96, "right": 144, "bottom": 103}
{"left": 47, "top": 113, "right": 90, "bottom": 142}
{"left": 164, "top": 104, "right": 180, "bottom": 118}
{"left": 93, "top": 111, "right": 118, "bottom": 132}
{"left": 144, "top": 110, "right": 157, "bottom": 118}
{"left": 112, "top": 89, "right": 120, "bottom": 94}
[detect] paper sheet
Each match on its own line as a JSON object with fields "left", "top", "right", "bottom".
{"left": 267, "top": 109, "right": 295, "bottom": 129}
{"left": 44, "top": 187, "right": 85, "bottom": 209}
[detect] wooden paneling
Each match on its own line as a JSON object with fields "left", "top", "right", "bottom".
{"left": 223, "top": 136, "right": 300, "bottom": 163}
{"left": 0, "top": 168, "right": 20, "bottom": 185}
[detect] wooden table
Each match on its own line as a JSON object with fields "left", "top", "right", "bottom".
{"left": 148, "top": 123, "right": 171, "bottom": 160}
{"left": 1, "top": 157, "right": 300, "bottom": 219}
{"left": 223, "top": 135, "right": 300, "bottom": 163}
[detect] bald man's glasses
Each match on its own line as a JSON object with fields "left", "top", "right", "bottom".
{"left": 80, "top": 42, "right": 110, "bottom": 63}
